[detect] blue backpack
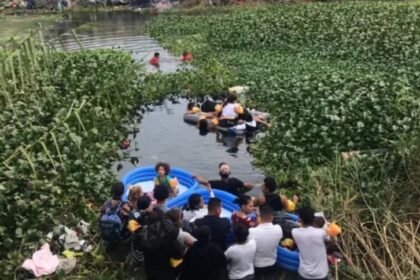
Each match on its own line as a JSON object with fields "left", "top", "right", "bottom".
{"left": 100, "top": 201, "right": 123, "bottom": 241}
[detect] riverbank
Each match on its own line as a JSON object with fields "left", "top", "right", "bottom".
{"left": 0, "top": 2, "right": 419, "bottom": 279}
{"left": 146, "top": 2, "right": 420, "bottom": 279}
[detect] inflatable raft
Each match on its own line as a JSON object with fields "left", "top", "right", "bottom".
{"left": 121, "top": 166, "right": 199, "bottom": 201}
{"left": 183, "top": 110, "right": 270, "bottom": 136}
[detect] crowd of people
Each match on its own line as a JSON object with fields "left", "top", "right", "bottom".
{"left": 100, "top": 162, "right": 340, "bottom": 280}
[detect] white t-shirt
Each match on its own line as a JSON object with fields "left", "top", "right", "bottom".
{"left": 246, "top": 119, "right": 257, "bottom": 127}
{"left": 222, "top": 103, "right": 237, "bottom": 119}
{"left": 292, "top": 226, "right": 330, "bottom": 279}
{"left": 182, "top": 208, "right": 207, "bottom": 223}
{"left": 225, "top": 239, "right": 257, "bottom": 280}
{"left": 249, "top": 223, "right": 283, "bottom": 268}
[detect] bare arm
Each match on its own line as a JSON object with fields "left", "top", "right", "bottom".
{"left": 254, "top": 115, "right": 271, "bottom": 128}
{"left": 243, "top": 182, "right": 254, "bottom": 190}
{"left": 280, "top": 194, "right": 289, "bottom": 209}
{"left": 253, "top": 195, "right": 266, "bottom": 207}
{"left": 192, "top": 175, "right": 210, "bottom": 187}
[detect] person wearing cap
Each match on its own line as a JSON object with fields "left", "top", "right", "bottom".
{"left": 194, "top": 162, "right": 253, "bottom": 196}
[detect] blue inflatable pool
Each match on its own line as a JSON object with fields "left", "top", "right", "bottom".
{"left": 121, "top": 166, "right": 199, "bottom": 201}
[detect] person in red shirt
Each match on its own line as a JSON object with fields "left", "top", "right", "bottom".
{"left": 149, "top": 52, "right": 160, "bottom": 67}
{"left": 232, "top": 195, "right": 259, "bottom": 228}
{"left": 181, "top": 51, "right": 193, "bottom": 62}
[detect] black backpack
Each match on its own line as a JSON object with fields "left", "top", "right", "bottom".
{"left": 100, "top": 201, "right": 123, "bottom": 241}
{"left": 135, "top": 207, "right": 179, "bottom": 251}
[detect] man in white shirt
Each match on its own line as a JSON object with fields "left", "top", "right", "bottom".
{"left": 225, "top": 225, "right": 257, "bottom": 280}
{"left": 249, "top": 205, "right": 283, "bottom": 280}
{"left": 292, "top": 207, "right": 331, "bottom": 280}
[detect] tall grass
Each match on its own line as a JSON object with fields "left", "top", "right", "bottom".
{"left": 291, "top": 145, "right": 420, "bottom": 280}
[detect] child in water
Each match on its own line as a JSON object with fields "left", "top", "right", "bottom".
{"left": 181, "top": 51, "right": 193, "bottom": 62}
{"left": 154, "top": 162, "right": 178, "bottom": 197}
{"left": 149, "top": 52, "right": 160, "bottom": 67}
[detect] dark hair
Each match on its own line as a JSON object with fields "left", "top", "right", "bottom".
{"left": 208, "top": 197, "right": 221, "bottom": 213}
{"left": 198, "top": 118, "right": 208, "bottom": 130}
{"left": 167, "top": 208, "right": 182, "bottom": 224}
{"left": 244, "top": 112, "right": 253, "bottom": 122}
{"left": 238, "top": 109, "right": 251, "bottom": 121}
{"left": 153, "top": 185, "right": 170, "bottom": 201}
{"left": 187, "top": 102, "right": 195, "bottom": 111}
{"left": 137, "top": 195, "right": 151, "bottom": 210}
{"left": 234, "top": 195, "right": 252, "bottom": 208}
{"left": 111, "top": 182, "right": 125, "bottom": 199}
{"left": 218, "top": 162, "right": 228, "bottom": 168}
{"left": 226, "top": 94, "right": 237, "bottom": 104}
{"left": 183, "top": 51, "right": 188, "bottom": 56}
{"left": 155, "top": 162, "right": 170, "bottom": 175}
{"left": 298, "top": 207, "right": 315, "bottom": 226}
{"left": 233, "top": 224, "right": 249, "bottom": 243}
{"left": 313, "top": 216, "right": 325, "bottom": 228}
{"left": 260, "top": 205, "right": 274, "bottom": 219}
{"left": 154, "top": 52, "right": 160, "bottom": 57}
{"left": 185, "top": 193, "right": 202, "bottom": 211}
{"left": 264, "top": 177, "right": 278, "bottom": 192}
{"left": 195, "top": 225, "right": 211, "bottom": 244}
{"left": 199, "top": 129, "right": 209, "bottom": 136}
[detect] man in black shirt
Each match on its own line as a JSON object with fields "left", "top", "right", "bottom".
{"left": 194, "top": 162, "right": 253, "bottom": 197}
{"left": 194, "top": 198, "right": 231, "bottom": 251}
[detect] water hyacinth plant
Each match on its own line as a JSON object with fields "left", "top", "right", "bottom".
{"left": 0, "top": 32, "right": 156, "bottom": 277}
{"left": 147, "top": 2, "right": 420, "bottom": 279}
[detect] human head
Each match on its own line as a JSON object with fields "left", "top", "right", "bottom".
{"left": 259, "top": 205, "right": 274, "bottom": 223}
{"left": 187, "top": 193, "right": 204, "bottom": 211}
{"left": 183, "top": 51, "right": 188, "bottom": 57}
{"left": 154, "top": 52, "right": 160, "bottom": 58}
{"left": 167, "top": 208, "right": 182, "bottom": 228}
{"left": 155, "top": 162, "right": 170, "bottom": 177}
{"left": 153, "top": 184, "right": 170, "bottom": 202}
{"left": 207, "top": 197, "right": 222, "bottom": 216}
{"left": 243, "top": 112, "right": 253, "bottom": 122}
{"left": 196, "top": 225, "right": 211, "bottom": 244}
{"left": 235, "top": 195, "right": 253, "bottom": 214}
{"left": 198, "top": 118, "right": 208, "bottom": 130}
{"left": 298, "top": 207, "right": 315, "bottom": 226}
{"left": 187, "top": 102, "right": 195, "bottom": 111}
{"left": 111, "top": 182, "right": 125, "bottom": 200}
{"left": 128, "top": 186, "right": 143, "bottom": 202}
{"left": 263, "top": 177, "right": 277, "bottom": 193}
{"left": 218, "top": 162, "right": 231, "bottom": 179}
{"left": 233, "top": 224, "right": 249, "bottom": 243}
{"left": 313, "top": 216, "right": 326, "bottom": 228}
{"left": 137, "top": 195, "right": 151, "bottom": 211}
{"left": 226, "top": 94, "right": 237, "bottom": 104}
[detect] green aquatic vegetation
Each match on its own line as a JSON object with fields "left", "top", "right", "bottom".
{"left": 147, "top": 3, "right": 420, "bottom": 279}
{"left": 0, "top": 33, "right": 154, "bottom": 278}
{"left": 148, "top": 2, "right": 420, "bottom": 171}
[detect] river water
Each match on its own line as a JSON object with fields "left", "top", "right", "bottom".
{"left": 44, "top": 11, "right": 264, "bottom": 188}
